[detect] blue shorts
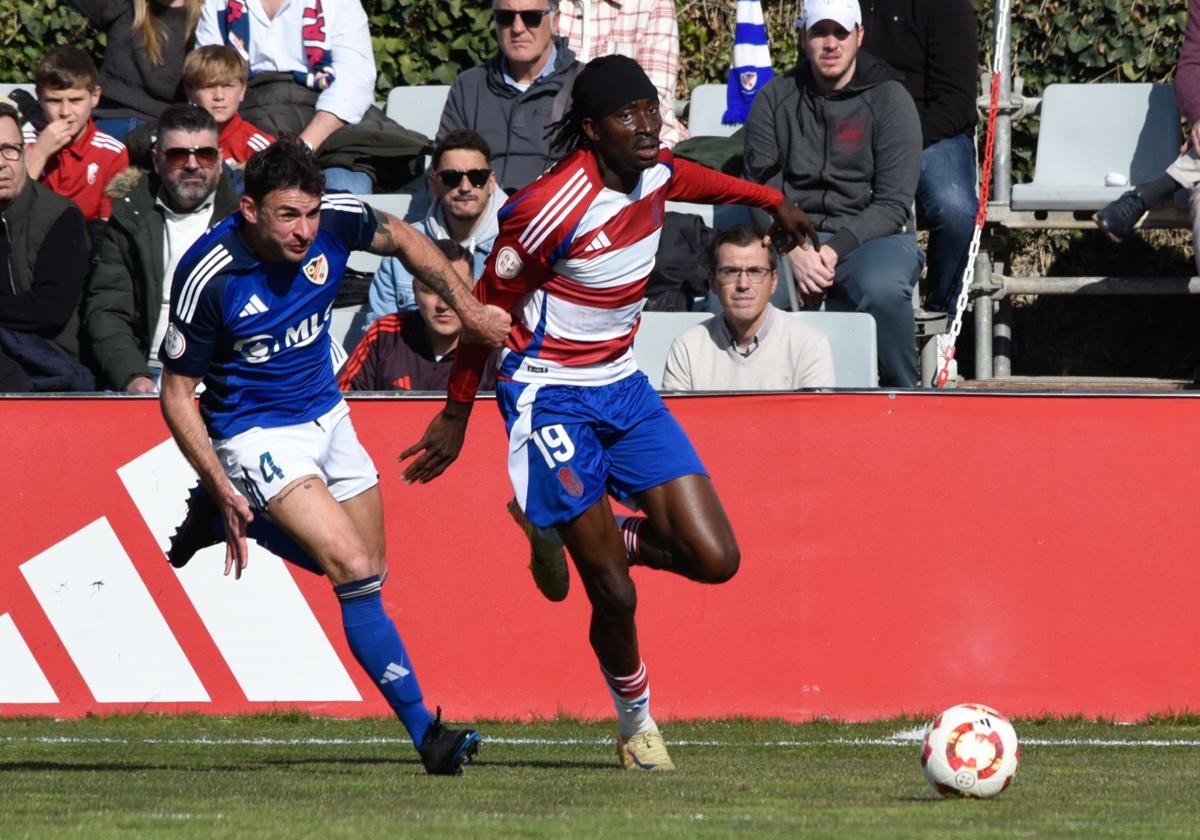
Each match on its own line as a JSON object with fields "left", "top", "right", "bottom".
{"left": 496, "top": 372, "right": 708, "bottom": 529}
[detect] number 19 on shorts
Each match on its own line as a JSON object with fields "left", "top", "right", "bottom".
{"left": 531, "top": 424, "right": 575, "bottom": 469}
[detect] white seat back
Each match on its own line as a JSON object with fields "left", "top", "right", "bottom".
{"left": 385, "top": 85, "right": 451, "bottom": 141}
{"left": 687, "top": 84, "right": 739, "bottom": 138}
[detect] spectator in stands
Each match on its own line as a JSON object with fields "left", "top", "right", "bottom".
{"left": 84, "top": 104, "right": 237, "bottom": 393}
{"left": 68, "top": 0, "right": 204, "bottom": 140}
{"left": 862, "top": 0, "right": 979, "bottom": 319}
{"left": 556, "top": 0, "right": 687, "bottom": 147}
{"left": 183, "top": 45, "right": 274, "bottom": 169}
{"left": 743, "top": 0, "right": 921, "bottom": 387}
{"left": 1095, "top": 0, "right": 1200, "bottom": 271}
{"left": 367, "top": 129, "right": 507, "bottom": 321}
{"left": 438, "top": 0, "right": 583, "bottom": 194}
{"left": 0, "top": 102, "right": 93, "bottom": 392}
{"left": 662, "top": 224, "right": 834, "bottom": 390}
{"left": 341, "top": 240, "right": 497, "bottom": 392}
{"left": 24, "top": 47, "right": 130, "bottom": 223}
{"left": 197, "top": 0, "right": 422, "bottom": 194}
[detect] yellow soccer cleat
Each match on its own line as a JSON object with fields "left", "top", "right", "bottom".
{"left": 616, "top": 729, "right": 676, "bottom": 771}
{"left": 506, "top": 497, "right": 569, "bottom": 602}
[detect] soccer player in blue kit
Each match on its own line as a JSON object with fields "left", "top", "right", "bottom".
{"left": 158, "top": 137, "right": 509, "bottom": 775}
{"left": 400, "top": 56, "right": 820, "bottom": 771}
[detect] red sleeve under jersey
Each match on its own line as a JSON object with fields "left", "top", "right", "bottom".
{"left": 667, "top": 155, "right": 783, "bottom": 209}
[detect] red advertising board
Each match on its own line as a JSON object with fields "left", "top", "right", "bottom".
{"left": 1, "top": 392, "right": 1197, "bottom": 721}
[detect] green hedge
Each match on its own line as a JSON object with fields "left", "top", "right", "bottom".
{"left": 4, "top": 2, "right": 1187, "bottom": 95}
{"left": 3, "top": 0, "right": 1191, "bottom": 172}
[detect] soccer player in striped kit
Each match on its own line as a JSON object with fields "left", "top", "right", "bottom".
{"left": 402, "top": 55, "right": 820, "bottom": 770}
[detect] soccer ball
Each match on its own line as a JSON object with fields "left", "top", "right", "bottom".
{"left": 921, "top": 703, "right": 1019, "bottom": 798}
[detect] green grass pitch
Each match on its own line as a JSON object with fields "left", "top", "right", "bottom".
{"left": 2, "top": 715, "right": 1198, "bottom": 838}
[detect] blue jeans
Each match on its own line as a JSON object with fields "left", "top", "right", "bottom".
{"left": 824, "top": 231, "right": 921, "bottom": 388}
{"left": 917, "top": 133, "right": 979, "bottom": 314}
{"left": 323, "top": 166, "right": 373, "bottom": 195}
{"left": 94, "top": 117, "right": 145, "bottom": 142}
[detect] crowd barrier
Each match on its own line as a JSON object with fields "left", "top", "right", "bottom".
{"left": 2, "top": 392, "right": 1197, "bottom": 721}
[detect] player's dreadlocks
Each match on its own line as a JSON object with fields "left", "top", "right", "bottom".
{"left": 546, "top": 54, "right": 660, "bottom": 156}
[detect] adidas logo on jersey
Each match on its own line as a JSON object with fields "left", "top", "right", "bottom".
{"left": 585, "top": 231, "right": 612, "bottom": 252}
{"left": 379, "top": 662, "right": 410, "bottom": 685}
{"left": 238, "top": 295, "right": 270, "bottom": 318}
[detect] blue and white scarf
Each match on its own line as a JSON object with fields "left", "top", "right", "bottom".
{"left": 724, "top": 0, "right": 773, "bottom": 125}
{"left": 220, "top": 0, "right": 336, "bottom": 92}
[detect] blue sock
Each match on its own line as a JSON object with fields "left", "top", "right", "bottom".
{"left": 335, "top": 576, "right": 434, "bottom": 747}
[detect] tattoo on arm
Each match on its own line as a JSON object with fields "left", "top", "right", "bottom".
{"left": 368, "top": 209, "right": 399, "bottom": 254}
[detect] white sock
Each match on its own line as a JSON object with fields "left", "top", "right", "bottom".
{"left": 602, "top": 660, "right": 656, "bottom": 739}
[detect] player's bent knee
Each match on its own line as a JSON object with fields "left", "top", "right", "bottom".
{"left": 322, "top": 552, "right": 377, "bottom": 587}
{"left": 691, "top": 538, "right": 740, "bottom": 584}
{"left": 585, "top": 568, "right": 639, "bottom": 618}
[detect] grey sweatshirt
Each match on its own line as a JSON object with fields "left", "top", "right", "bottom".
{"left": 742, "top": 51, "right": 921, "bottom": 257}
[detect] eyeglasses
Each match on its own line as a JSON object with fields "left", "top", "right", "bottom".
{"left": 161, "top": 146, "right": 220, "bottom": 168}
{"left": 715, "top": 266, "right": 774, "bottom": 284}
{"left": 493, "top": 7, "right": 552, "bottom": 28}
{"left": 436, "top": 168, "right": 491, "bottom": 189}
{"left": 0, "top": 143, "right": 23, "bottom": 162}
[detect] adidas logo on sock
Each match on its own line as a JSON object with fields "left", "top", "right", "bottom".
{"left": 238, "top": 294, "right": 270, "bottom": 318}
{"left": 585, "top": 231, "right": 612, "bottom": 252}
{"left": 379, "top": 661, "right": 410, "bottom": 684}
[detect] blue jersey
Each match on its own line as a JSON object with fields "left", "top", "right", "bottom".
{"left": 159, "top": 193, "right": 377, "bottom": 439}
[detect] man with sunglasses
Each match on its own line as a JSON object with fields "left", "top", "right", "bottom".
{"left": 368, "top": 130, "right": 507, "bottom": 322}
{"left": 439, "top": 0, "right": 583, "bottom": 194}
{"left": 0, "top": 101, "right": 91, "bottom": 392}
{"left": 662, "top": 224, "right": 834, "bottom": 391}
{"left": 85, "top": 104, "right": 240, "bottom": 393}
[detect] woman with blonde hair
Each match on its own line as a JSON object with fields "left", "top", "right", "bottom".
{"left": 69, "top": 0, "right": 204, "bottom": 139}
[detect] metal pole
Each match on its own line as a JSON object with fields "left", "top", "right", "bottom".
{"left": 974, "top": 249, "right": 994, "bottom": 379}
{"left": 992, "top": 0, "right": 1013, "bottom": 207}
{"left": 993, "top": 298, "right": 1012, "bottom": 377}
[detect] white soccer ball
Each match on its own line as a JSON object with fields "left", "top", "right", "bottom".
{"left": 921, "top": 703, "right": 1019, "bottom": 798}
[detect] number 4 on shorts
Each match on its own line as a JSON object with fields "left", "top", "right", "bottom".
{"left": 259, "top": 451, "right": 285, "bottom": 483}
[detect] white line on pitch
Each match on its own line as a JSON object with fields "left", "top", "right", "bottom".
{"left": 1, "top": 735, "right": 1198, "bottom": 748}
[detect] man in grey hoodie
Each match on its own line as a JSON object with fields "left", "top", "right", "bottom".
{"left": 438, "top": 0, "right": 582, "bottom": 194}
{"left": 367, "top": 129, "right": 508, "bottom": 321}
{"left": 743, "top": 0, "right": 922, "bottom": 387}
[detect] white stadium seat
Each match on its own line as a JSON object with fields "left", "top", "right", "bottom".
{"left": 686, "top": 84, "right": 740, "bottom": 138}
{"left": 385, "top": 85, "right": 451, "bottom": 142}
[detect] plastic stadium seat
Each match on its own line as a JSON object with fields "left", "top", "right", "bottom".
{"left": 385, "top": 85, "right": 451, "bottom": 141}
{"left": 687, "top": 84, "right": 739, "bottom": 138}
{"left": 634, "top": 311, "right": 878, "bottom": 389}
{"left": 1011, "top": 83, "right": 1182, "bottom": 211}
{"left": 0, "top": 83, "right": 35, "bottom": 100}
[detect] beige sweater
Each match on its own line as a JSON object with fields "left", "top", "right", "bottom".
{"left": 661, "top": 307, "right": 836, "bottom": 391}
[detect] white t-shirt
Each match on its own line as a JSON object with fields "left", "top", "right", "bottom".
{"left": 196, "top": 0, "right": 376, "bottom": 125}
{"left": 149, "top": 194, "right": 217, "bottom": 371}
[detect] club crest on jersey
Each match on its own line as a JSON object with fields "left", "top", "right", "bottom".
{"left": 87, "top": 162, "right": 100, "bottom": 185}
{"left": 495, "top": 246, "right": 524, "bottom": 279}
{"left": 303, "top": 254, "right": 329, "bottom": 286}
{"left": 557, "top": 466, "right": 584, "bottom": 498}
{"left": 163, "top": 324, "right": 186, "bottom": 359}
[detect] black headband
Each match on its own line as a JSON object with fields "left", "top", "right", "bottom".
{"left": 572, "top": 55, "right": 659, "bottom": 121}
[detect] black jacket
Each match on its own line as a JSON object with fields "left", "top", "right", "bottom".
{"left": 83, "top": 169, "right": 239, "bottom": 389}
{"left": 861, "top": 0, "right": 978, "bottom": 147}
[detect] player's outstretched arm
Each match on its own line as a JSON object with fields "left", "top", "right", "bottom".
{"left": 160, "top": 368, "right": 254, "bottom": 579}
{"left": 368, "top": 210, "right": 510, "bottom": 347}
{"left": 763, "top": 196, "right": 822, "bottom": 256}
{"left": 398, "top": 399, "right": 472, "bottom": 484}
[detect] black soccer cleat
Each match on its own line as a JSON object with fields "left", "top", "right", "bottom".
{"left": 1093, "top": 189, "right": 1148, "bottom": 243}
{"left": 418, "top": 707, "right": 480, "bottom": 775}
{"left": 166, "top": 483, "right": 222, "bottom": 568}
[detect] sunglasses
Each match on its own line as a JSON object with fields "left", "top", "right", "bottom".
{"left": 161, "top": 146, "right": 220, "bottom": 168}
{"left": 436, "top": 168, "right": 492, "bottom": 189}
{"left": 493, "top": 7, "right": 552, "bottom": 28}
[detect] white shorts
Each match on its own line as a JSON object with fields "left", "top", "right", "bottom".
{"left": 213, "top": 400, "right": 378, "bottom": 512}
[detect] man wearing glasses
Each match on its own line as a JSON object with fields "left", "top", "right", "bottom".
{"left": 85, "top": 104, "right": 240, "bottom": 393}
{"left": 438, "top": 0, "right": 583, "bottom": 194}
{"left": 367, "top": 130, "right": 506, "bottom": 322}
{"left": 0, "top": 101, "right": 91, "bottom": 392}
{"left": 662, "top": 224, "right": 834, "bottom": 391}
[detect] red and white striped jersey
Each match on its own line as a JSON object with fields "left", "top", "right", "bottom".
{"left": 448, "top": 145, "right": 783, "bottom": 403}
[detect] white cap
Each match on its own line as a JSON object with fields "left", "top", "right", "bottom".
{"left": 797, "top": 0, "right": 862, "bottom": 30}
